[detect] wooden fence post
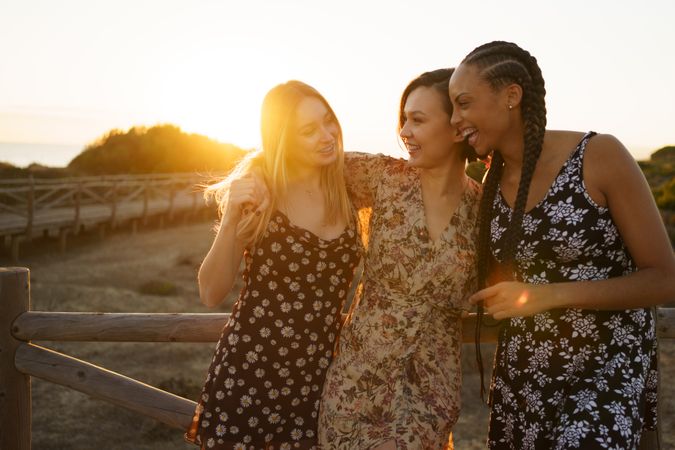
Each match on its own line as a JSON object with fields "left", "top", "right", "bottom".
{"left": 0, "top": 267, "right": 31, "bottom": 450}
{"left": 110, "top": 181, "right": 118, "bottom": 229}
{"left": 25, "top": 176, "right": 34, "bottom": 243}
{"left": 10, "top": 235, "right": 25, "bottom": 263}
{"left": 142, "top": 181, "right": 150, "bottom": 226}
{"left": 73, "top": 182, "right": 82, "bottom": 235}
{"left": 167, "top": 185, "right": 176, "bottom": 222}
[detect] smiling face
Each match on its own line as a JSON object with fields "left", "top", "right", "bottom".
{"left": 448, "top": 63, "right": 515, "bottom": 158}
{"left": 399, "top": 86, "right": 463, "bottom": 169}
{"left": 286, "top": 96, "right": 340, "bottom": 170}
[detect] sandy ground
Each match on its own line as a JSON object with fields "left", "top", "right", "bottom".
{"left": 3, "top": 220, "right": 672, "bottom": 449}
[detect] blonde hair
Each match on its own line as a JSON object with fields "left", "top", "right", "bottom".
{"left": 205, "top": 80, "right": 353, "bottom": 244}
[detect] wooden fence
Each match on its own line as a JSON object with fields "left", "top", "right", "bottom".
{"left": 0, "top": 173, "right": 215, "bottom": 261}
{"left": 0, "top": 267, "right": 672, "bottom": 449}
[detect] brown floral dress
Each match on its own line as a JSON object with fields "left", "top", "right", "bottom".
{"left": 318, "top": 153, "right": 481, "bottom": 449}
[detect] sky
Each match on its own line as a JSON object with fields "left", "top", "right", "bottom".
{"left": 1, "top": 0, "right": 674, "bottom": 166}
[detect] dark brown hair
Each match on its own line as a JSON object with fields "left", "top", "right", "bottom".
{"left": 462, "top": 41, "right": 547, "bottom": 400}
{"left": 399, "top": 68, "right": 477, "bottom": 162}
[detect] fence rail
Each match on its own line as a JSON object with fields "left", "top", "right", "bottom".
{"left": 0, "top": 173, "right": 218, "bottom": 261}
{"left": 0, "top": 268, "right": 669, "bottom": 449}
{"left": 14, "top": 343, "right": 196, "bottom": 431}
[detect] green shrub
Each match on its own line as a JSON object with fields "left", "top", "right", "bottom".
{"left": 68, "top": 124, "right": 248, "bottom": 175}
{"left": 466, "top": 160, "right": 487, "bottom": 183}
{"left": 654, "top": 178, "right": 675, "bottom": 210}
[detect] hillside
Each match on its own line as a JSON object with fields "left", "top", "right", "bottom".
{"left": 68, "top": 124, "right": 248, "bottom": 175}
{"left": 638, "top": 146, "right": 675, "bottom": 244}
{"left": 640, "top": 146, "right": 675, "bottom": 207}
{"left": 0, "top": 125, "right": 248, "bottom": 178}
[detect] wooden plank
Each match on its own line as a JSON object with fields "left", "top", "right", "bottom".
{"left": 1, "top": 173, "right": 210, "bottom": 186}
{"left": 142, "top": 181, "right": 149, "bottom": 224}
{"left": 0, "top": 189, "right": 29, "bottom": 202}
{"left": 11, "top": 311, "right": 499, "bottom": 343}
{"left": 109, "top": 182, "right": 118, "bottom": 228}
{"left": 14, "top": 342, "right": 196, "bottom": 430}
{"left": 35, "top": 187, "right": 77, "bottom": 211}
{"left": 0, "top": 206, "right": 27, "bottom": 218}
{"left": 12, "top": 309, "right": 673, "bottom": 344}
{"left": 0, "top": 174, "right": 210, "bottom": 237}
{"left": 0, "top": 268, "right": 31, "bottom": 450}
{"left": 26, "top": 176, "right": 34, "bottom": 239}
{"left": 79, "top": 186, "right": 108, "bottom": 205}
{"left": 12, "top": 312, "right": 230, "bottom": 342}
{"left": 34, "top": 186, "right": 68, "bottom": 206}
{"left": 73, "top": 182, "right": 82, "bottom": 233}
{"left": 117, "top": 185, "right": 145, "bottom": 204}
{"left": 0, "top": 203, "right": 27, "bottom": 216}
{"left": 0, "top": 186, "right": 31, "bottom": 194}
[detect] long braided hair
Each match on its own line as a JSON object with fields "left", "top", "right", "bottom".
{"left": 462, "top": 41, "right": 547, "bottom": 400}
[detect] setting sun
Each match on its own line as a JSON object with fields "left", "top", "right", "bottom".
{"left": 3, "top": 1, "right": 675, "bottom": 167}
{"left": 1, "top": 2, "right": 674, "bottom": 449}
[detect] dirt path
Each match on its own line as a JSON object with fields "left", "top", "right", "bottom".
{"left": 6, "top": 221, "right": 672, "bottom": 449}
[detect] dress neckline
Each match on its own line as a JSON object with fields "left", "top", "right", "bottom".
{"left": 274, "top": 209, "right": 351, "bottom": 244}
{"left": 497, "top": 131, "right": 594, "bottom": 215}
{"left": 416, "top": 174, "right": 472, "bottom": 246}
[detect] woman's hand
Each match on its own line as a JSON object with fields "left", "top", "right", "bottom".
{"left": 469, "top": 282, "right": 558, "bottom": 320}
{"left": 223, "top": 173, "right": 270, "bottom": 226}
{"left": 199, "top": 172, "right": 270, "bottom": 308}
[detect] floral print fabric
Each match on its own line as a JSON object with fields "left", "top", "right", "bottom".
{"left": 186, "top": 211, "right": 361, "bottom": 449}
{"left": 487, "top": 132, "right": 658, "bottom": 450}
{"left": 318, "top": 153, "right": 480, "bottom": 449}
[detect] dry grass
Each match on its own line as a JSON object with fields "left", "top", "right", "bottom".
{"left": 4, "top": 221, "right": 672, "bottom": 449}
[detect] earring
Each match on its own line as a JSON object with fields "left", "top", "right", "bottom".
{"left": 508, "top": 104, "right": 513, "bottom": 110}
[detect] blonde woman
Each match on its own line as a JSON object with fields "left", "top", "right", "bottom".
{"left": 186, "top": 81, "right": 361, "bottom": 449}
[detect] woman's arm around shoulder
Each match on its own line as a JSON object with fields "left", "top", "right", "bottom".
{"left": 344, "top": 151, "right": 401, "bottom": 209}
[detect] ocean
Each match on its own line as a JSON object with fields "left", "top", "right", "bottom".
{"left": 0, "top": 142, "right": 84, "bottom": 168}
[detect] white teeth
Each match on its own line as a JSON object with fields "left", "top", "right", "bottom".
{"left": 406, "top": 144, "right": 420, "bottom": 151}
{"left": 462, "top": 128, "right": 477, "bottom": 138}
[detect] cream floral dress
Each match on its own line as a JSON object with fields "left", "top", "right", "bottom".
{"left": 318, "top": 153, "right": 480, "bottom": 449}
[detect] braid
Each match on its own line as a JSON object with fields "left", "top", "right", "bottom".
{"left": 473, "top": 151, "right": 504, "bottom": 401}
{"left": 462, "top": 41, "right": 547, "bottom": 401}
{"left": 476, "top": 152, "right": 504, "bottom": 289}
{"left": 464, "top": 40, "right": 547, "bottom": 278}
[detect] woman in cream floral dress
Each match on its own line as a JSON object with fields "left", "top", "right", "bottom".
{"left": 318, "top": 69, "right": 481, "bottom": 450}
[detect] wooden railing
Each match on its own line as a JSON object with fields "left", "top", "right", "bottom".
{"left": 0, "top": 267, "right": 672, "bottom": 449}
{"left": 0, "top": 173, "right": 217, "bottom": 261}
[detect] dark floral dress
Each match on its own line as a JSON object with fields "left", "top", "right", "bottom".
{"left": 487, "top": 132, "right": 658, "bottom": 450}
{"left": 186, "top": 211, "right": 361, "bottom": 449}
{"left": 318, "top": 153, "right": 480, "bottom": 449}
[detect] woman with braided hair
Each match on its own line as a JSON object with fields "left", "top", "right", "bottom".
{"left": 448, "top": 41, "right": 675, "bottom": 449}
